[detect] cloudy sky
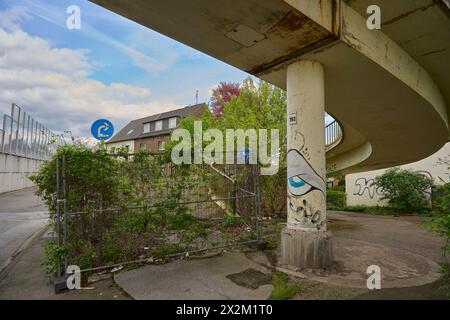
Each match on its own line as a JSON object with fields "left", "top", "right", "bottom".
{"left": 0, "top": 0, "right": 249, "bottom": 139}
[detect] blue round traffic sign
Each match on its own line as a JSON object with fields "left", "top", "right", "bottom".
{"left": 91, "top": 119, "right": 114, "bottom": 140}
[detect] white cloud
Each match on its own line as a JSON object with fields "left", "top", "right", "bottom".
{"left": 8, "top": 1, "right": 179, "bottom": 74}
{"left": 0, "top": 6, "right": 30, "bottom": 31}
{"left": 0, "top": 24, "right": 179, "bottom": 138}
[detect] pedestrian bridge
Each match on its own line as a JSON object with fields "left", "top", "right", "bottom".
{"left": 91, "top": 0, "right": 449, "bottom": 175}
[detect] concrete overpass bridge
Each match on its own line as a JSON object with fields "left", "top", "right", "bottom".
{"left": 90, "top": 0, "right": 450, "bottom": 269}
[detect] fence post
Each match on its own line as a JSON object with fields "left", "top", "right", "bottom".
{"left": 54, "top": 154, "right": 68, "bottom": 293}
{"left": 253, "top": 165, "right": 262, "bottom": 241}
{"left": 56, "top": 155, "right": 61, "bottom": 279}
{"left": 62, "top": 155, "right": 68, "bottom": 274}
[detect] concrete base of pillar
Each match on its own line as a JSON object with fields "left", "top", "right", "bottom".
{"left": 281, "top": 227, "right": 333, "bottom": 270}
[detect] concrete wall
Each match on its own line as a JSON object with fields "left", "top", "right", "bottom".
{"left": 106, "top": 140, "right": 134, "bottom": 153}
{"left": 0, "top": 153, "right": 42, "bottom": 194}
{"left": 346, "top": 142, "right": 450, "bottom": 206}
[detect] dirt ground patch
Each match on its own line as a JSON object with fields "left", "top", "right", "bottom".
{"left": 226, "top": 268, "right": 272, "bottom": 289}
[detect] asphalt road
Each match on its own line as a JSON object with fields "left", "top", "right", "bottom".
{"left": 0, "top": 187, "right": 48, "bottom": 273}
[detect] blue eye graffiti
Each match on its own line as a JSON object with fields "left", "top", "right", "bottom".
{"left": 288, "top": 176, "right": 312, "bottom": 195}
{"left": 287, "top": 149, "right": 325, "bottom": 196}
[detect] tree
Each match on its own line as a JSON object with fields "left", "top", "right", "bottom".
{"left": 374, "top": 167, "right": 433, "bottom": 214}
{"left": 167, "top": 77, "right": 287, "bottom": 214}
{"left": 210, "top": 81, "right": 240, "bottom": 117}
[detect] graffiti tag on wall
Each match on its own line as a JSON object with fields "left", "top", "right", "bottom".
{"left": 287, "top": 148, "right": 326, "bottom": 230}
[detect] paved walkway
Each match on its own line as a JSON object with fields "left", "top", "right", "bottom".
{"left": 0, "top": 230, "right": 130, "bottom": 300}
{"left": 0, "top": 187, "right": 48, "bottom": 273}
{"left": 0, "top": 207, "right": 446, "bottom": 299}
{"left": 115, "top": 211, "right": 446, "bottom": 299}
{"left": 298, "top": 211, "right": 446, "bottom": 289}
{"left": 115, "top": 251, "right": 274, "bottom": 300}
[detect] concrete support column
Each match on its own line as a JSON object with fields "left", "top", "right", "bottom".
{"left": 281, "top": 60, "right": 333, "bottom": 269}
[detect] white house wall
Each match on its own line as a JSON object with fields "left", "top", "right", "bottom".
{"left": 106, "top": 140, "right": 134, "bottom": 153}
{"left": 346, "top": 142, "right": 450, "bottom": 206}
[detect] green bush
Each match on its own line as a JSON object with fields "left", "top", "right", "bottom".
{"left": 424, "top": 183, "right": 450, "bottom": 296}
{"left": 433, "top": 183, "right": 450, "bottom": 215}
{"left": 222, "top": 215, "right": 244, "bottom": 227}
{"left": 31, "top": 145, "right": 203, "bottom": 272}
{"left": 374, "top": 168, "right": 433, "bottom": 214}
{"left": 326, "top": 190, "right": 346, "bottom": 210}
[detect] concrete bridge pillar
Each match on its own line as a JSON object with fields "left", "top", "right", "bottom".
{"left": 281, "top": 60, "right": 333, "bottom": 269}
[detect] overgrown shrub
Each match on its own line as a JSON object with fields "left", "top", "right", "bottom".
{"left": 423, "top": 183, "right": 450, "bottom": 296}
{"left": 374, "top": 168, "right": 433, "bottom": 214}
{"left": 31, "top": 144, "right": 263, "bottom": 276}
{"left": 432, "top": 183, "right": 450, "bottom": 215}
{"left": 222, "top": 215, "right": 244, "bottom": 227}
{"left": 31, "top": 145, "right": 205, "bottom": 274}
{"left": 326, "top": 190, "right": 346, "bottom": 210}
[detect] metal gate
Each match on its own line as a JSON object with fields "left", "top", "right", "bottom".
{"left": 53, "top": 152, "right": 262, "bottom": 284}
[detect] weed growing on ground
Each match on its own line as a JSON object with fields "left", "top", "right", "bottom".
{"left": 269, "top": 272, "right": 302, "bottom": 300}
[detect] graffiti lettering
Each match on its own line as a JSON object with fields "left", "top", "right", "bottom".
{"left": 288, "top": 197, "right": 325, "bottom": 230}
{"left": 353, "top": 177, "right": 382, "bottom": 199}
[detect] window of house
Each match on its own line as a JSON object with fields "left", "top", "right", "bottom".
{"left": 143, "top": 122, "right": 150, "bottom": 133}
{"left": 158, "top": 140, "right": 165, "bottom": 150}
{"left": 140, "top": 143, "right": 147, "bottom": 150}
{"left": 169, "top": 117, "right": 177, "bottom": 129}
{"left": 155, "top": 120, "right": 163, "bottom": 131}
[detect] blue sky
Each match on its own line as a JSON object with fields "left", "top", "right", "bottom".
{"left": 0, "top": 0, "right": 249, "bottom": 137}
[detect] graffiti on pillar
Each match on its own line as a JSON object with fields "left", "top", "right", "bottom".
{"left": 287, "top": 148, "right": 326, "bottom": 230}
{"left": 287, "top": 149, "right": 325, "bottom": 197}
{"left": 288, "top": 197, "right": 325, "bottom": 230}
{"left": 292, "top": 130, "right": 310, "bottom": 161}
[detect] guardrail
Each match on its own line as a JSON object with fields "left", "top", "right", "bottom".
{"left": 0, "top": 103, "right": 63, "bottom": 160}
{"left": 325, "top": 120, "right": 342, "bottom": 150}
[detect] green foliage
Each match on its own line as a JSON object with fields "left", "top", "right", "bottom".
{"left": 42, "top": 240, "right": 68, "bottom": 278}
{"left": 326, "top": 190, "right": 346, "bottom": 210}
{"left": 30, "top": 144, "right": 126, "bottom": 218}
{"left": 269, "top": 272, "right": 301, "bottom": 300}
{"left": 439, "top": 264, "right": 450, "bottom": 296}
{"left": 222, "top": 215, "right": 244, "bottom": 227}
{"left": 151, "top": 244, "right": 184, "bottom": 259}
{"left": 423, "top": 182, "right": 450, "bottom": 296}
{"left": 433, "top": 183, "right": 450, "bottom": 216}
{"left": 374, "top": 168, "right": 433, "bottom": 214}
{"left": 31, "top": 145, "right": 207, "bottom": 272}
{"left": 166, "top": 77, "right": 288, "bottom": 215}
{"left": 343, "top": 205, "right": 397, "bottom": 215}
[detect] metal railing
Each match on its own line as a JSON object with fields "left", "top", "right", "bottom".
{"left": 0, "top": 103, "right": 64, "bottom": 160}
{"left": 325, "top": 120, "right": 342, "bottom": 150}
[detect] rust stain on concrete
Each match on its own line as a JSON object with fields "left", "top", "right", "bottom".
{"left": 249, "top": 10, "right": 337, "bottom": 75}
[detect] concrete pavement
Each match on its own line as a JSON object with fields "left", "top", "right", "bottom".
{"left": 298, "top": 211, "right": 446, "bottom": 289}
{"left": 0, "top": 202, "right": 446, "bottom": 299}
{"left": 0, "top": 187, "right": 48, "bottom": 274}
{"left": 115, "top": 211, "right": 446, "bottom": 299}
{"left": 115, "top": 251, "right": 274, "bottom": 300}
{"left": 0, "top": 230, "right": 131, "bottom": 300}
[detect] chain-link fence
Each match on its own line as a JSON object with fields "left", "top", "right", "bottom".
{"left": 52, "top": 152, "right": 263, "bottom": 282}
